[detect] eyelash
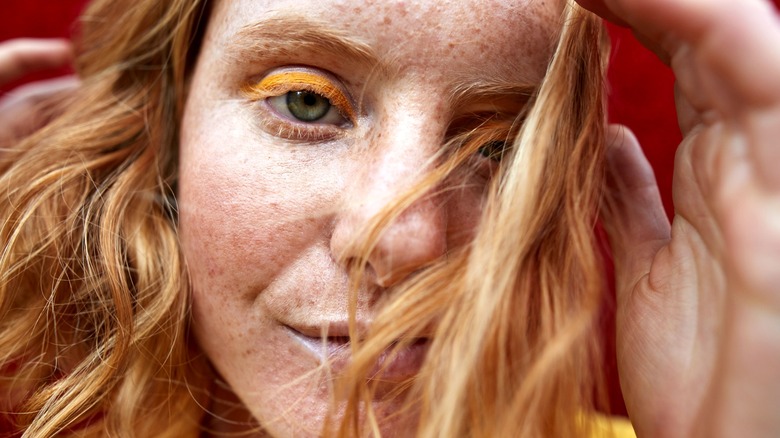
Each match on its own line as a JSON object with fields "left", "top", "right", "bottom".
{"left": 478, "top": 140, "right": 508, "bottom": 162}
{"left": 242, "top": 69, "right": 516, "bottom": 174}
{"left": 243, "top": 69, "right": 356, "bottom": 142}
{"left": 470, "top": 137, "right": 511, "bottom": 178}
{"left": 448, "top": 115, "right": 515, "bottom": 171}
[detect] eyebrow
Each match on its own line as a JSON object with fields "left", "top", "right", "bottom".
{"left": 227, "top": 15, "right": 539, "bottom": 110}
{"left": 447, "top": 81, "right": 537, "bottom": 112}
{"left": 227, "top": 15, "right": 382, "bottom": 72}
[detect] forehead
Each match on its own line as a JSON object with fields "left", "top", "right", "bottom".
{"left": 207, "top": 0, "right": 564, "bottom": 85}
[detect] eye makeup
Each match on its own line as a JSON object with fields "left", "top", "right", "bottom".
{"left": 243, "top": 70, "right": 357, "bottom": 124}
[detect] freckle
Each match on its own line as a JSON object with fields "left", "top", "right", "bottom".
{"left": 208, "top": 264, "right": 223, "bottom": 277}
{"left": 291, "top": 295, "right": 304, "bottom": 309}
{"left": 383, "top": 16, "right": 392, "bottom": 25}
{"left": 447, "top": 42, "right": 454, "bottom": 49}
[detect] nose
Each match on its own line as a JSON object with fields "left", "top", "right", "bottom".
{"left": 330, "top": 113, "right": 449, "bottom": 288}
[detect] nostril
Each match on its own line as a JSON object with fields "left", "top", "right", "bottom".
{"left": 332, "top": 211, "right": 448, "bottom": 289}
{"left": 329, "top": 173, "right": 449, "bottom": 290}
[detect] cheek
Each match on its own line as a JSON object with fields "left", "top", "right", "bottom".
{"left": 175, "top": 91, "right": 336, "bottom": 325}
{"left": 175, "top": 94, "right": 351, "bottom": 432}
{"left": 178, "top": 158, "right": 306, "bottom": 303}
{"left": 176, "top": 95, "right": 345, "bottom": 299}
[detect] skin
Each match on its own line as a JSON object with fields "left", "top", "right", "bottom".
{"left": 0, "top": 38, "right": 72, "bottom": 84}
{"left": 178, "top": 0, "right": 561, "bottom": 435}
{"left": 0, "top": 39, "right": 76, "bottom": 147}
{"left": 580, "top": 1, "right": 780, "bottom": 437}
{"left": 2, "top": 0, "right": 780, "bottom": 436}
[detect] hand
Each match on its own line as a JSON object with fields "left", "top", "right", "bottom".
{"left": 578, "top": 1, "right": 780, "bottom": 437}
{"left": 0, "top": 38, "right": 77, "bottom": 147}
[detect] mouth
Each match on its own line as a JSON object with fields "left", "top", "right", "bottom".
{"left": 286, "top": 325, "right": 429, "bottom": 381}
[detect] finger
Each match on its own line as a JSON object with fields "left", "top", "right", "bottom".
{"left": 631, "top": 29, "right": 670, "bottom": 66}
{"left": 602, "top": 125, "right": 671, "bottom": 299}
{"left": 600, "top": 0, "right": 780, "bottom": 104}
{"left": 0, "top": 38, "right": 73, "bottom": 85}
{"left": 0, "top": 75, "right": 80, "bottom": 111}
{"left": 0, "top": 76, "right": 79, "bottom": 147}
{"left": 601, "top": 0, "right": 776, "bottom": 44}
{"left": 574, "top": 0, "right": 628, "bottom": 26}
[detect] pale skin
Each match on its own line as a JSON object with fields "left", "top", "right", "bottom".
{"left": 2, "top": 0, "right": 780, "bottom": 436}
{"left": 179, "top": 1, "right": 552, "bottom": 435}
{"left": 578, "top": 1, "right": 780, "bottom": 437}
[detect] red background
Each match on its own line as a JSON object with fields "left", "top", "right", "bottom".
{"left": 0, "top": 3, "right": 685, "bottom": 210}
{"left": 0, "top": 1, "right": 685, "bottom": 222}
{"left": 0, "top": 0, "right": 703, "bottom": 419}
{"left": 3, "top": 0, "right": 778, "bottom": 417}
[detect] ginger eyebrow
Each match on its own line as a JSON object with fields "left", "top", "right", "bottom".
{"left": 227, "top": 15, "right": 382, "bottom": 71}
{"left": 447, "top": 81, "right": 537, "bottom": 113}
{"left": 227, "top": 15, "right": 538, "bottom": 113}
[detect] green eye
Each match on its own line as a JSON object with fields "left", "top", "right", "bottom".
{"left": 286, "top": 91, "right": 331, "bottom": 122}
{"left": 478, "top": 140, "right": 507, "bottom": 161}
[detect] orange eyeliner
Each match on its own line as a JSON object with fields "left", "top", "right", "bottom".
{"left": 244, "top": 71, "right": 356, "bottom": 122}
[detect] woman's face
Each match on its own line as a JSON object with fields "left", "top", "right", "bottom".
{"left": 179, "top": 0, "right": 561, "bottom": 434}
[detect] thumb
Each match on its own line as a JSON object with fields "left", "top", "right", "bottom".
{"left": 0, "top": 76, "right": 79, "bottom": 147}
{"left": 602, "top": 124, "right": 671, "bottom": 303}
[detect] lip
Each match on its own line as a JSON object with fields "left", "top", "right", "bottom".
{"left": 286, "top": 325, "right": 429, "bottom": 381}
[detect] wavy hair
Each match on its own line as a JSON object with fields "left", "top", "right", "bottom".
{"left": 335, "top": 4, "right": 609, "bottom": 437}
{"left": 0, "top": 0, "right": 609, "bottom": 436}
{"left": 0, "top": 0, "right": 210, "bottom": 436}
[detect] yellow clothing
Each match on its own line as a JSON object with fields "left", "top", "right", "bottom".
{"left": 589, "top": 414, "right": 636, "bottom": 438}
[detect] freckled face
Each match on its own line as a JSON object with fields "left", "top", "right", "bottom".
{"left": 179, "top": 0, "right": 562, "bottom": 435}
